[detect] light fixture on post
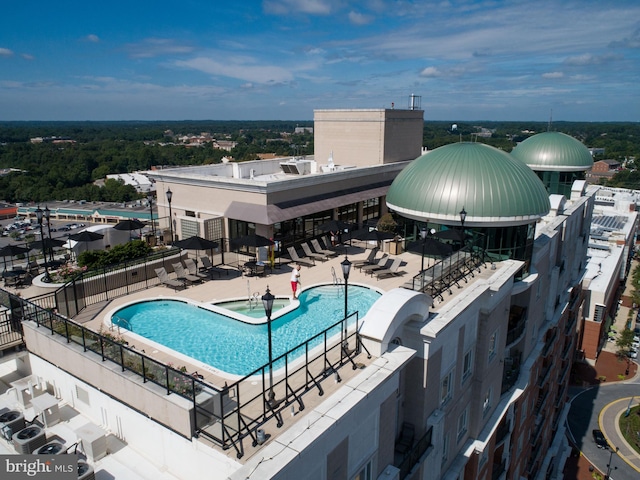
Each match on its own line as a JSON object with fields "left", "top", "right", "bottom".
{"left": 606, "top": 446, "right": 618, "bottom": 479}
{"left": 43, "top": 206, "right": 53, "bottom": 264}
{"left": 166, "top": 188, "right": 173, "bottom": 245}
{"left": 420, "top": 227, "right": 427, "bottom": 291}
{"left": 341, "top": 255, "right": 352, "bottom": 348}
{"left": 459, "top": 207, "right": 467, "bottom": 248}
{"left": 147, "top": 193, "right": 155, "bottom": 241}
{"left": 35, "top": 206, "right": 50, "bottom": 283}
{"left": 262, "top": 286, "right": 276, "bottom": 395}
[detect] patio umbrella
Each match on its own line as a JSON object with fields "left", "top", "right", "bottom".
{"left": 317, "top": 219, "right": 351, "bottom": 233}
{"left": 30, "top": 238, "right": 67, "bottom": 251}
{"left": 230, "top": 234, "right": 274, "bottom": 249}
{"left": 407, "top": 238, "right": 453, "bottom": 258}
{"left": 353, "top": 228, "right": 396, "bottom": 243}
{"left": 69, "top": 231, "right": 104, "bottom": 243}
{"left": 434, "top": 229, "right": 467, "bottom": 243}
{"left": 113, "top": 219, "right": 146, "bottom": 241}
{"left": 173, "top": 235, "right": 219, "bottom": 251}
{"left": 113, "top": 219, "right": 146, "bottom": 231}
{"left": 0, "top": 244, "right": 31, "bottom": 270}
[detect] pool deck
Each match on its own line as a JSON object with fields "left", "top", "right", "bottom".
{"left": 2, "top": 241, "right": 496, "bottom": 470}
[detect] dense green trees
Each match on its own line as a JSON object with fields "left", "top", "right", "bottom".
{"left": 0, "top": 120, "right": 638, "bottom": 203}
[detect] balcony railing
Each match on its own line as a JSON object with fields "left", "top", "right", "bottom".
{"left": 2, "top": 288, "right": 371, "bottom": 460}
{"left": 396, "top": 426, "right": 433, "bottom": 479}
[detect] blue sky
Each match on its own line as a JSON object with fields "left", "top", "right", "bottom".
{"left": 1, "top": 0, "right": 639, "bottom": 121}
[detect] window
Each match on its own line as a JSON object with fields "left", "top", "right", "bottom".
{"left": 520, "top": 399, "right": 528, "bottom": 425}
{"left": 488, "top": 330, "right": 498, "bottom": 361}
{"left": 457, "top": 407, "right": 468, "bottom": 441}
{"left": 352, "top": 461, "right": 371, "bottom": 480}
{"left": 441, "top": 370, "right": 454, "bottom": 405}
{"left": 462, "top": 348, "right": 473, "bottom": 382}
{"left": 441, "top": 434, "right": 449, "bottom": 467}
{"left": 483, "top": 388, "right": 492, "bottom": 415}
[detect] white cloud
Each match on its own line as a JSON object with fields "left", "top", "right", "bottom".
{"left": 85, "top": 34, "right": 100, "bottom": 43}
{"left": 0, "top": 48, "right": 14, "bottom": 57}
{"left": 21, "top": 53, "right": 34, "bottom": 60}
{"left": 542, "top": 72, "right": 564, "bottom": 79}
{"left": 125, "top": 38, "right": 194, "bottom": 58}
{"left": 563, "top": 53, "right": 619, "bottom": 66}
{"left": 420, "top": 66, "right": 441, "bottom": 77}
{"left": 176, "top": 57, "right": 294, "bottom": 84}
{"left": 263, "top": 0, "right": 333, "bottom": 15}
{"left": 348, "top": 11, "right": 373, "bottom": 25}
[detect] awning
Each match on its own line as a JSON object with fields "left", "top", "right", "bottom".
{"left": 225, "top": 185, "right": 390, "bottom": 225}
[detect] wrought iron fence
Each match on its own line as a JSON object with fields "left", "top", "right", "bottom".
{"left": 1, "top": 289, "right": 370, "bottom": 459}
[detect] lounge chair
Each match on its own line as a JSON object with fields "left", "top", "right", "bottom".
{"left": 311, "top": 239, "right": 338, "bottom": 257}
{"left": 172, "top": 262, "right": 202, "bottom": 285}
{"left": 287, "top": 246, "right": 315, "bottom": 267}
{"left": 360, "top": 254, "right": 390, "bottom": 274}
{"left": 301, "top": 242, "right": 328, "bottom": 262}
{"left": 321, "top": 235, "right": 340, "bottom": 251}
{"left": 184, "top": 258, "right": 209, "bottom": 280}
{"left": 353, "top": 247, "right": 380, "bottom": 269}
{"left": 373, "top": 257, "right": 403, "bottom": 280}
{"left": 154, "top": 267, "right": 186, "bottom": 291}
{"left": 200, "top": 257, "right": 223, "bottom": 277}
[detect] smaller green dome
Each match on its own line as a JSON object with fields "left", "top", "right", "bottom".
{"left": 386, "top": 142, "right": 550, "bottom": 226}
{"left": 511, "top": 132, "right": 593, "bottom": 172}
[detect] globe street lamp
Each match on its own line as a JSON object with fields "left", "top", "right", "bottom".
{"left": 147, "top": 193, "right": 155, "bottom": 241}
{"left": 605, "top": 446, "right": 618, "bottom": 479}
{"left": 459, "top": 207, "right": 467, "bottom": 248}
{"left": 166, "top": 188, "right": 173, "bottom": 245}
{"left": 43, "top": 206, "right": 53, "bottom": 264}
{"left": 341, "top": 255, "right": 352, "bottom": 348}
{"left": 262, "top": 286, "right": 275, "bottom": 395}
{"left": 35, "top": 206, "right": 50, "bottom": 283}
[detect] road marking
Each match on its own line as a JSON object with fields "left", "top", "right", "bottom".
{"left": 599, "top": 397, "right": 640, "bottom": 472}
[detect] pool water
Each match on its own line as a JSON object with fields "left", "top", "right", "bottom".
{"left": 112, "top": 285, "right": 381, "bottom": 376}
{"left": 212, "top": 299, "right": 290, "bottom": 318}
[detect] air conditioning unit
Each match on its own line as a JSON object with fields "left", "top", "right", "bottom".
{"left": 35, "top": 441, "right": 66, "bottom": 455}
{"left": 13, "top": 425, "right": 47, "bottom": 454}
{"left": 0, "top": 410, "right": 26, "bottom": 440}
{"left": 77, "top": 461, "right": 95, "bottom": 480}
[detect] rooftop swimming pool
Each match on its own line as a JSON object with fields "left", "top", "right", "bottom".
{"left": 109, "top": 284, "right": 381, "bottom": 376}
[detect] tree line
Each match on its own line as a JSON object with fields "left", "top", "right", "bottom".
{"left": 0, "top": 120, "right": 638, "bottom": 204}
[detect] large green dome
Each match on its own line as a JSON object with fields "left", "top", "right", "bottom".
{"left": 386, "top": 142, "right": 550, "bottom": 226}
{"left": 511, "top": 131, "right": 593, "bottom": 171}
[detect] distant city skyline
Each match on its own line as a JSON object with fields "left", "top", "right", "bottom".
{"left": 1, "top": 0, "right": 639, "bottom": 122}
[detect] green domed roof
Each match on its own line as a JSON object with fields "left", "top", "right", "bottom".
{"left": 386, "top": 142, "right": 550, "bottom": 226}
{"left": 511, "top": 132, "right": 593, "bottom": 171}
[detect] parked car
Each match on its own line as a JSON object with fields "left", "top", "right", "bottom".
{"left": 628, "top": 348, "right": 638, "bottom": 359}
{"left": 592, "top": 429, "right": 608, "bottom": 449}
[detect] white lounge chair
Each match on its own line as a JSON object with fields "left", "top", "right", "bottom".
{"left": 301, "top": 242, "right": 328, "bottom": 262}
{"left": 311, "top": 239, "right": 338, "bottom": 257}
{"left": 373, "top": 257, "right": 403, "bottom": 280}
{"left": 184, "top": 258, "right": 209, "bottom": 280}
{"left": 172, "top": 262, "right": 202, "bottom": 284}
{"left": 154, "top": 267, "right": 186, "bottom": 290}
{"left": 287, "top": 246, "right": 315, "bottom": 267}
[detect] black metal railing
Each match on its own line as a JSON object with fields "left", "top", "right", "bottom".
{"left": 1, "top": 289, "right": 370, "bottom": 459}
{"left": 397, "top": 426, "right": 433, "bottom": 479}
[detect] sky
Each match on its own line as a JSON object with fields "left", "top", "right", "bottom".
{"left": 1, "top": 0, "right": 639, "bottom": 122}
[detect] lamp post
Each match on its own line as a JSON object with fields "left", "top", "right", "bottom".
{"left": 35, "top": 206, "right": 50, "bottom": 282}
{"left": 459, "top": 207, "right": 467, "bottom": 249}
{"left": 43, "top": 206, "right": 53, "bottom": 264}
{"left": 262, "top": 286, "right": 275, "bottom": 394}
{"left": 147, "top": 193, "right": 155, "bottom": 241}
{"left": 341, "top": 255, "right": 352, "bottom": 347}
{"left": 420, "top": 227, "right": 427, "bottom": 291}
{"left": 166, "top": 188, "right": 173, "bottom": 245}
{"left": 605, "top": 446, "right": 618, "bottom": 479}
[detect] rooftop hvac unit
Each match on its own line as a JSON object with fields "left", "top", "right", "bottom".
{"left": 0, "top": 410, "right": 26, "bottom": 440}
{"left": 13, "top": 425, "right": 47, "bottom": 454}
{"left": 280, "top": 159, "right": 312, "bottom": 175}
{"left": 77, "top": 461, "right": 96, "bottom": 480}
{"left": 35, "top": 441, "right": 66, "bottom": 455}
